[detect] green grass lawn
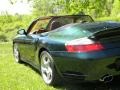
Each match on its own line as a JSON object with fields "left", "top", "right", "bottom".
{"left": 0, "top": 43, "right": 61, "bottom": 90}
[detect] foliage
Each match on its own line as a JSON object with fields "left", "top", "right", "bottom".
{"left": 111, "top": 0, "right": 120, "bottom": 16}
{"left": 96, "top": 16, "right": 120, "bottom": 22}
{"left": 33, "top": 0, "right": 55, "bottom": 16}
{"left": 0, "top": 15, "right": 34, "bottom": 42}
{"left": 0, "top": 35, "right": 8, "bottom": 42}
{"left": 32, "top": 0, "right": 120, "bottom": 18}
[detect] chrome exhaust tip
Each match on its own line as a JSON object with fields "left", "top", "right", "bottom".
{"left": 99, "top": 74, "right": 113, "bottom": 83}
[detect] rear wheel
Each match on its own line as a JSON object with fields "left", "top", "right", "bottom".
{"left": 13, "top": 44, "right": 21, "bottom": 63}
{"left": 40, "top": 51, "right": 60, "bottom": 85}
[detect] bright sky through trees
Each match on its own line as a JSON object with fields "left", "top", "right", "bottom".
{"left": 0, "top": 0, "right": 32, "bottom": 15}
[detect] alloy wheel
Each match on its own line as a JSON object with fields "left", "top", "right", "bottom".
{"left": 13, "top": 44, "right": 20, "bottom": 62}
{"left": 41, "top": 52, "right": 53, "bottom": 84}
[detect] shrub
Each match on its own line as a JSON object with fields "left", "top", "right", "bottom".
{"left": 0, "top": 35, "right": 8, "bottom": 42}
{"left": 0, "top": 15, "right": 34, "bottom": 41}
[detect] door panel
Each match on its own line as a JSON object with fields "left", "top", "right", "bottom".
{"left": 21, "top": 34, "right": 38, "bottom": 63}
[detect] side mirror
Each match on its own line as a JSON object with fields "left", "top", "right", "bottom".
{"left": 17, "top": 29, "right": 27, "bottom": 35}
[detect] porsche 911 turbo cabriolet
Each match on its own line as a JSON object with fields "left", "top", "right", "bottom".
{"left": 13, "top": 15, "right": 120, "bottom": 85}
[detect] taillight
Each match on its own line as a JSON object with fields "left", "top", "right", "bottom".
{"left": 65, "top": 38, "right": 104, "bottom": 53}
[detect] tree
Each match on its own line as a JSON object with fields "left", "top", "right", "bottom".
{"left": 32, "top": 0, "right": 118, "bottom": 17}
{"left": 33, "top": 0, "right": 55, "bottom": 16}
{"left": 111, "top": 0, "right": 120, "bottom": 16}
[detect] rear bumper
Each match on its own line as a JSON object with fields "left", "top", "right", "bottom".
{"left": 50, "top": 49, "right": 120, "bottom": 81}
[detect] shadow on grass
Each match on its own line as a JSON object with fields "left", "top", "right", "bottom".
{"left": 21, "top": 62, "right": 120, "bottom": 90}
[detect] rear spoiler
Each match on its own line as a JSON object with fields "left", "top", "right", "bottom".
{"left": 89, "top": 27, "right": 120, "bottom": 40}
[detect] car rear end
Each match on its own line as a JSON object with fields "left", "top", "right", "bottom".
{"left": 49, "top": 22, "right": 120, "bottom": 82}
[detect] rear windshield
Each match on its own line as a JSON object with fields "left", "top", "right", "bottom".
{"left": 49, "top": 22, "right": 120, "bottom": 41}
{"left": 73, "top": 22, "right": 120, "bottom": 33}
{"left": 49, "top": 24, "right": 92, "bottom": 41}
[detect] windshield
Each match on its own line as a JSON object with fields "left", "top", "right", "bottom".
{"left": 31, "top": 19, "right": 50, "bottom": 32}
{"left": 28, "top": 18, "right": 51, "bottom": 34}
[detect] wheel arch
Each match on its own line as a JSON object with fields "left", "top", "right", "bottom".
{"left": 38, "top": 47, "right": 48, "bottom": 58}
{"left": 38, "top": 47, "right": 48, "bottom": 64}
{"left": 38, "top": 47, "right": 63, "bottom": 78}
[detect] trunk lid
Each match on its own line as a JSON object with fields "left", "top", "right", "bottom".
{"left": 89, "top": 27, "right": 120, "bottom": 49}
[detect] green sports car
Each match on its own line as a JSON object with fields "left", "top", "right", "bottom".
{"left": 13, "top": 15, "right": 120, "bottom": 85}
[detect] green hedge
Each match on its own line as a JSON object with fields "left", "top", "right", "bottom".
{"left": 96, "top": 16, "right": 120, "bottom": 22}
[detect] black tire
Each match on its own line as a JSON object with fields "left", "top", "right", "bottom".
{"left": 13, "top": 44, "right": 21, "bottom": 63}
{"left": 40, "top": 51, "right": 61, "bottom": 85}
